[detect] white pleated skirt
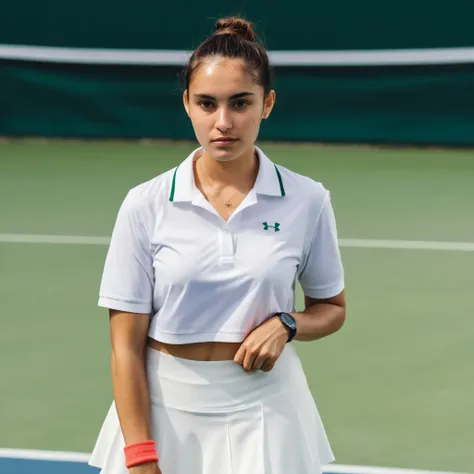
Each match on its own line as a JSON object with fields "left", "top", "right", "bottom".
{"left": 89, "top": 343, "right": 334, "bottom": 474}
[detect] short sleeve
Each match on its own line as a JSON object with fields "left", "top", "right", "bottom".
{"left": 298, "top": 191, "right": 344, "bottom": 299}
{"left": 98, "top": 189, "right": 154, "bottom": 314}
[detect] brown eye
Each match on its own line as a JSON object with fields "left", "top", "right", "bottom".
{"left": 198, "top": 101, "right": 215, "bottom": 110}
{"left": 233, "top": 100, "right": 249, "bottom": 109}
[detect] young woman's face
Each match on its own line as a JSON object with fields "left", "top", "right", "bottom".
{"left": 184, "top": 57, "right": 275, "bottom": 162}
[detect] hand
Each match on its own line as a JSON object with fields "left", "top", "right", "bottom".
{"left": 129, "top": 461, "right": 162, "bottom": 474}
{"left": 233, "top": 316, "right": 289, "bottom": 372}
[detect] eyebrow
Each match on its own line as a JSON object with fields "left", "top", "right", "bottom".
{"left": 193, "top": 92, "right": 255, "bottom": 100}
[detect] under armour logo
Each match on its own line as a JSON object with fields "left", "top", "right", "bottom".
{"left": 263, "top": 222, "right": 280, "bottom": 232}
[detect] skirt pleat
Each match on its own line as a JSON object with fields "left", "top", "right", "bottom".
{"left": 153, "top": 402, "right": 264, "bottom": 474}
{"left": 89, "top": 402, "right": 126, "bottom": 473}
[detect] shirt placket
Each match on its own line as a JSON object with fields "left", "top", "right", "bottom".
{"left": 218, "top": 227, "right": 235, "bottom": 265}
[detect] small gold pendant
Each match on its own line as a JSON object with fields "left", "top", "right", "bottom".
{"left": 224, "top": 200, "right": 232, "bottom": 207}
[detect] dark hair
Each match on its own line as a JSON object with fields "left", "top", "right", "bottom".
{"left": 183, "top": 17, "right": 272, "bottom": 95}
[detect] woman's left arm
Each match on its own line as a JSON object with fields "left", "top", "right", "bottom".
{"left": 234, "top": 292, "right": 346, "bottom": 372}
{"left": 290, "top": 291, "right": 346, "bottom": 342}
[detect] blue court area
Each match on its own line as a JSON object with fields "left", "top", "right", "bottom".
{"left": 0, "top": 454, "right": 354, "bottom": 474}
{"left": 0, "top": 453, "right": 468, "bottom": 474}
{"left": 0, "top": 458, "right": 98, "bottom": 474}
{"left": 0, "top": 457, "right": 334, "bottom": 474}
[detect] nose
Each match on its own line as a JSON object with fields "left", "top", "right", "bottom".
{"left": 215, "top": 106, "right": 232, "bottom": 132}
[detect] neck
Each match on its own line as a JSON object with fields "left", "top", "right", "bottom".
{"left": 199, "top": 147, "right": 258, "bottom": 186}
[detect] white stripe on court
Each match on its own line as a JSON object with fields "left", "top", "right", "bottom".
{"left": 0, "top": 449, "right": 469, "bottom": 474}
{"left": 0, "top": 448, "right": 90, "bottom": 463}
{"left": 2, "top": 44, "right": 474, "bottom": 66}
{"left": 338, "top": 239, "right": 474, "bottom": 252}
{"left": 1, "top": 233, "right": 474, "bottom": 251}
{"left": 0, "top": 233, "right": 110, "bottom": 245}
{"left": 323, "top": 465, "right": 470, "bottom": 474}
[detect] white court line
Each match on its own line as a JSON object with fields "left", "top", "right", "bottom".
{"left": 324, "top": 465, "right": 470, "bottom": 474}
{"left": 0, "top": 448, "right": 90, "bottom": 463}
{"left": 338, "top": 239, "right": 474, "bottom": 252}
{"left": 0, "top": 449, "right": 470, "bottom": 474}
{"left": 0, "top": 233, "right": 474, "bottom": 251}
{"left": 0, "top": 233, "right": 109, "bottom": 245}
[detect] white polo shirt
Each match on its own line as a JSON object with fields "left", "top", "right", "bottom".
{"left": 98, "top": 146, "right": 344, "bottom": 344}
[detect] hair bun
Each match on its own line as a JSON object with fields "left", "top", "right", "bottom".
{"left": 214, "top": 17, "right": 256, "bottom": 42}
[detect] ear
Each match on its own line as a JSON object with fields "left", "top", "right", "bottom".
{"left": 262, "top": 90, "right": 276, "bottom": 119}
{"left": 183, "top": 90, "right": 190, "bottom": 117}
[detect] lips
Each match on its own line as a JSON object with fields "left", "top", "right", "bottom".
{"left": 212, "top": 137, "right": 238, "bottom": 143}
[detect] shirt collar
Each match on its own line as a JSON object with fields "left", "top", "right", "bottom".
{"left": 168, "top": 146, "right": 286, "bottom": 203}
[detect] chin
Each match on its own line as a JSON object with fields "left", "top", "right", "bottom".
{"left": 205, "top": 143, "right": 243, "bottom": 162}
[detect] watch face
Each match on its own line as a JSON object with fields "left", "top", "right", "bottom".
{"left": 281, "top": 312, "right": 296, "bottom": 329}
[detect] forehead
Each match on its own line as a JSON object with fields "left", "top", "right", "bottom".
{"left": 189, "top": 57, "right": 261, "bottom": 96}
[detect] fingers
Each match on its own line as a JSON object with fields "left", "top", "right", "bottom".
{"left": 251, "top": 349, "right": 270, "bottom": 371}
{"left": 233, "top": 345, "right": 245, "bottom": 367}
{"left": 234, "top": 343, "right": 258, "bottom": 372}
{"left": 242, "top": 349, "right": 257, "bottom": 372}
{"left": 235, "top": 346, "right": 277, "bottom": 372}
{"left": 234, "top": 318, "right": 286, "bottom": 372}
{"left": 261, "top": 359, "right": 276, "bottom": 372}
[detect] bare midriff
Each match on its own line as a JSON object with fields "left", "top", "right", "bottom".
{"left": 147, "top": 337, "right": 242, "bottom": 361}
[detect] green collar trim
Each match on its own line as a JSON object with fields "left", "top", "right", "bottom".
{"left": 274, "top": 165, "right": 286, "bottom": 196}
{"left": 169, "top": 165, "right": 180, "bottom": 202}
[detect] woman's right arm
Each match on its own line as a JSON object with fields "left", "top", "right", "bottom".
{"left": 98, "top": 188, "right": 160, "bottom": 471}
{"left": 109, "top": 309, "right": 162, "bottom": 474}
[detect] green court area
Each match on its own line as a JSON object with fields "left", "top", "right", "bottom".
{"left": 1, "top": 141, "right": 473, "bottom": 473}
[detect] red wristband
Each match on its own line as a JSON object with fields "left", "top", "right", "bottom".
{"left": 124, "top": 440, "right": 158, "bottom": 468}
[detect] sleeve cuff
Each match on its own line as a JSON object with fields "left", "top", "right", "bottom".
{"left": 98, "top": 296, "right": 152, "bottom": 314}
{"left": 300, "top": 280, "right": 345, "bottom": 299}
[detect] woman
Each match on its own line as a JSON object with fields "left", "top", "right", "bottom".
{"left": 89, "top": 16, "right": 346, "bottom": 474}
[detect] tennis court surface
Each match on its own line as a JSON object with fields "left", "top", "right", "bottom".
{"left": 1, "top": 140, "right": 473, "bottom": 474}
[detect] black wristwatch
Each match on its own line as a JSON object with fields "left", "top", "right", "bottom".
{"left": 274, "top": 312, "right": 297, "bottom": 342}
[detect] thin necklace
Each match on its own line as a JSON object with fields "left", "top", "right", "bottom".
{"left": 198, "top": 160, "right": 238, "bottom": 208}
